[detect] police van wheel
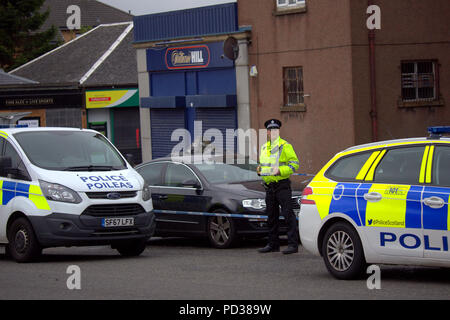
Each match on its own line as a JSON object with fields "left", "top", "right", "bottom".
{"left": 115, "top": 239, "right": 147, "bottom": 257}
{"left": 8, "top": 218, "right": 42, "bottom": 263}
{"left": 322, "top": 222, "right": 366, "bottom": 280}
{"left": 207, "top": 210, "right": 238, "bottom": 249}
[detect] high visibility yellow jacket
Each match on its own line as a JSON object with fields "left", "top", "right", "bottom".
{"left": 259, "top": 137, "right": 299, "bottom": 184}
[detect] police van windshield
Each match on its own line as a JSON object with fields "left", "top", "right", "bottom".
{"left": 14, "top": 131, "right": 127, "bottom": 171}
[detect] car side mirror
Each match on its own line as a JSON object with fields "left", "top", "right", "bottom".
{"left": 182, "top": 179, "right": 201, "bottom": 189}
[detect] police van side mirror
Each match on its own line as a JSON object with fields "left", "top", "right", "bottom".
{"left": 0, "top": 156, "right": 30, "bottom": 181}
{"left": 0, "top": 156, "right": 12, "bottom": 176}
{"left": 125, "top": 154, "right": 135, "bottom": 167}
{"left": 0, "top": 156, "right": 12, "bottom": 170}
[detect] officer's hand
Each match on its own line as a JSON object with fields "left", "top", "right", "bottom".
{"left": 272, "top": 167, "right": 280, "bottom": 176}
{"left": 256, "top": 165, "right": 261, "bottom": 176}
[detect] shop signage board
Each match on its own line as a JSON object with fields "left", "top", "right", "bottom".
{"left": 147, "top": 42, "right": 233, "bottom": 72}
{"left": 85, "top": 89, "right": 139, "bottom": 109}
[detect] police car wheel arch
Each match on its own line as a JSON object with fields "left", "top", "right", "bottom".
{"left": 7, "top": 217, "right": 42, "bottom": 262}
{"left": 318, "top": 213, "right": 366, "bottom": 255}
{"left": 321, "top": 221, "right": 367, "bottom": 280}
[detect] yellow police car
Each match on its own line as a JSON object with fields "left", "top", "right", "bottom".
{"left": 299, "top": 127, "right": 450, "bottom": 279}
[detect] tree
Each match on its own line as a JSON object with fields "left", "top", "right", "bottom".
{"left": 0, "top": 0, "right": 57, "bottom": 71}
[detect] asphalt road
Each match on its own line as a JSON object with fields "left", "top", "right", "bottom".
{"left": 0, "top": 237, "right": 449, "bottom": 300}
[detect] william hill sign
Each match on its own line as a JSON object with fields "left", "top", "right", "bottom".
{"left": 147, "top": 42, "right": 233, "bottom": 71}
{"left": 166, "top": 45, "right": 210, "bottom": 69}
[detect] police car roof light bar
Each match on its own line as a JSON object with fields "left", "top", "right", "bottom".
{"left": 427, "top": 126, "right": 450, "bottom": 140}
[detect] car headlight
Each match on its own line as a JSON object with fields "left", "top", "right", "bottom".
{"left": 142, "top": 183, "right": 151, "bottom": 201}
{"left": 39, "top": 180, "right": 82, "bottom": 204}
{"left": 242, "top": 199, "right": 266, "bottom": 210}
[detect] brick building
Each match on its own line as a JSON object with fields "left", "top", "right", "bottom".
{"left": 239, "top": 0, "right": 449, "bottom": 173}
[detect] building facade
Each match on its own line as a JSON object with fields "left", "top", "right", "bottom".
{"left": 239, "top": 0, "right": 449, "bottom": 173}
{"left": 134, "top": 3, "right": 252, "bottom": 162}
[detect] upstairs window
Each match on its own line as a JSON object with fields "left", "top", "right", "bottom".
{"left": 277, "top": 0, "right": 306, "bottom": 9}
{"left": 401, "top": 61, "right": 438, "bottom": 102}
{"left": 276, "top": 0, "right": 306, "bottom": 14}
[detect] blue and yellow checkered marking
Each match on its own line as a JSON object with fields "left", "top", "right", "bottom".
{"left": 0, "top": 181, "right": 50, "bottom": 210}
{"left": 315, "top": 182, "right": 449, "bottom": 231}
{"left": 423, "top": 186, "right": 450, "bottom": 230}
{"left": 309, "top": 142, "right": 450, "bottom": 232}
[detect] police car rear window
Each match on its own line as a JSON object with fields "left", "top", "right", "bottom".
{"left": 325, "top": 152, "right": 372, "bottom": 181}
{"left": 373, "top": 146, "right": 425, "bottom": 185}
{"left": 432, "top": 146, "right": 450, "bottom": 187}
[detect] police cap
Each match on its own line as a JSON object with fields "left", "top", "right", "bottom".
{"left": 264, "top": 119, "right": 282, "bottom": 130}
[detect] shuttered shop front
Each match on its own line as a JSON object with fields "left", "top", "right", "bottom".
{"left": 150, "top": 108, "right": 185, "bottom": 159}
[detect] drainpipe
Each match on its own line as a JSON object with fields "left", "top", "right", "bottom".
{"left": 368, "top": 0, "right": 378, "bottom": 142}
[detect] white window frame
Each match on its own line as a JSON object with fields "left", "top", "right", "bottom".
{"left": 277, "top": 0, "right": 306, "bottom": 9}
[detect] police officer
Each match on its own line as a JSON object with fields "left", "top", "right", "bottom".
{"left": 257, "top": 119, "right": 300, "bottom": 254}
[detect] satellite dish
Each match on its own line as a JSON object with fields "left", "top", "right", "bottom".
{"left": 223, "top": 36, "right": 239, "bottom": 61}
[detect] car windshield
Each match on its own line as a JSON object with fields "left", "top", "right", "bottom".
{"left": 193, "top": 161, "right": 260, "bottom": 184}
{"left": 14, "top": 131, "right": 127, "bottom": 171}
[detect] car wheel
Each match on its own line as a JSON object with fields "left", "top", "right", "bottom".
{"left": 207, "top": 210, "right": 237, "bottom": 249}
{"left": 8, "top": 217, "right": 42, "bottom": 263}
{"left": 115, "top": 239, "right": 147, "bottom": 257}
{"left": 321, "top": 222, "right": 366, "bottom": 280}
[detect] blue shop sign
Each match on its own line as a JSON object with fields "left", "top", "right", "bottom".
{"left": 147, "top": 42, "right": 233, "bottom": 71}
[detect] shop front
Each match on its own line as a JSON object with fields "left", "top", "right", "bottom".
{"left": 85, "top": 88, "right": 142, "bottom": 164}
{"left": 0, "top": 87, "right": 84, "bottom": 128}
{"left": 141, "top": 42, "right": 238, "bottom": 159}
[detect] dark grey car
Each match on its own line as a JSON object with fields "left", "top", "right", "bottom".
{"left": 135, "top": 157, "right": 304, "bottom": 248}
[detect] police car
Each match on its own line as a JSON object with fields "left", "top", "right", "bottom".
{"left": 0, "top": 127, "right": 155, "bottom": 262}
{"left": 299, "top": 127, "right": 450, "bottom": 279}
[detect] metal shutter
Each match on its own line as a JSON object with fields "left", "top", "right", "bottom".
{"left": 195, "top": 107, "right": 237, "bottom": 152}
{"left": 150, "top": 108, "right": 186, "bottom": 159}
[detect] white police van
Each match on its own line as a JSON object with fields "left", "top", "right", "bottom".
{"left": 299, "top": 127, "right": 450, "bottom": 279}
{"left": 0, "top": 126, "right": 155, "bottom": 262}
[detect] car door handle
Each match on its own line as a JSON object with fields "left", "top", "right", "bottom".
{"left": 364, "top": 192, "right": 382, "bottom": 202}
{"left": 158, "top": 195, "right": 168, "bottom": 200}
{"left": 423, "top": 196, "right": 445, "bottom": 209}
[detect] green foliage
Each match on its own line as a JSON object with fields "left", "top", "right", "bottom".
{"left": 0, "top": 0, "right": 58, "bottom": 71}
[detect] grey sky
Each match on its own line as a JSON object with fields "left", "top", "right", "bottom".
{"left": 97, "top": 0, "right": 236, "bottom": 16}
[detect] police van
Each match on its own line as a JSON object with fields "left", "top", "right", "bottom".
{"left": 299, "top": 127, "right": 450, "bottom": 279}
{"left": 0, "top": 126, "right": 155, "bottom": 262}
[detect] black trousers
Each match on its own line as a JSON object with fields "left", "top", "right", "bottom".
{"left": 265, "top": 179, "right": 299, "bottom": 248}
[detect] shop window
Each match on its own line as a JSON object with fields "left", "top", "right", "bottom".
{"left": 282, "top": 66, "right": 305, "bottom": 111}
{"left": 399, "top": 60, "right": 443, "bottom": 108}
